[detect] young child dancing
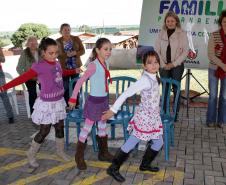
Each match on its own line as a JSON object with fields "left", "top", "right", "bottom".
{"left": 0, "top": 37, "right": 80, "bottom": 167}
{"left": 68, "top": 38, "right": 113, "bottom": 170}
{"left": 102, "top": 50, "right": 163, "bottom": 182}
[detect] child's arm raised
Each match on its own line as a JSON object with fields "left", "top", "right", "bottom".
{"left": 68, "top": 63, "right": 96, "bottom": 109}
{"left": 0, "top": 69, "right": 37, "bottom": 92}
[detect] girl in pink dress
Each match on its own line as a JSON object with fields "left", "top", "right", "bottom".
{"left": 102, "top": 50, "right": 163, "bottom": 182}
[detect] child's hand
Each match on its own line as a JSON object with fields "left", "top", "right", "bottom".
{"left": 101, "top": 110, "right": 114, "bottom": 121}
{"left": 68, "top": 102, "right": 76, "bottom": 110}
{"left": 67, "top": 51, "right": 76, "bottom": 57}
{"left": 75, "top": 68, "right": 83, "bottom": 73}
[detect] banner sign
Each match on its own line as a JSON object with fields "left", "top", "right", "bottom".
{"left": 137, "top": 0, "right": 226, "bottom": 69}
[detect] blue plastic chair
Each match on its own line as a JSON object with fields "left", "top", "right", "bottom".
{"left": 160, "top": 78, "right": 181, "bottom": 161}
{"left": 64, "top": 77, "right": 98, "bottom": 152}
{"left": 106, "top": 76, "right": 137, "bottom": 141}
{"left": 87, "top": 76, "right": 137, "bottom": 151}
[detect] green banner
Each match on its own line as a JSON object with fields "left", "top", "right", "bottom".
{"left": 138, "top": 0, "right": 226, "bottom": 69}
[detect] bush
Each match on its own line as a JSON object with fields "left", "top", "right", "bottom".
{"left": 11, "top": 23, "right": 50, "bottom": 48}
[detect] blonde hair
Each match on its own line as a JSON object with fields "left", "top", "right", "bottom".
{"left": 163, "top": 11, "right": 181, "bottom": 30}
{"left": 25, "top": 36, "right": 38, "bottom": 47}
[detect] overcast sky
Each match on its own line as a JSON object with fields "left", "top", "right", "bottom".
{"left": 0, "top": 0, "right": 143, "bottom": 31}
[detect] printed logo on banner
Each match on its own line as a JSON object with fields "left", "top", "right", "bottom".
{"left": 159, "top": 0, "right": 224, "bottom": 16}
{"left": 187, "top": 49, "right": 198, "bottom": 60}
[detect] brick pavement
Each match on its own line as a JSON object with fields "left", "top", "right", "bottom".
{"left": 0, "top": 94, "right": 226, "bottom": 185}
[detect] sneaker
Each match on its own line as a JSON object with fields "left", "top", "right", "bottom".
{"left": 8, "top": 117, "right": 14, "bottom": 124}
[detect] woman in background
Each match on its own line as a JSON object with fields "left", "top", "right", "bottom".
{"left": 17, "top": 36, "right": 40, "bottom": 114}
{"left": 155, "top": 11, "right": 189, "bottom": 121}
{"left": 56, "top": 23, "right": 85, "bottom": 105}
{"left": 206, "top": 10, "right": 226, "bottom": 128}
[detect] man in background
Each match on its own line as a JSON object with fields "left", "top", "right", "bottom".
{"left": 0, "top": 47, "right": 14, "bottom": 123}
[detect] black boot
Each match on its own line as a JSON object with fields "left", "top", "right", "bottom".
{"left": 106, "top": 149, "right": 129, "bottom": 182}
{"left": 139, "top": 147, "right": 159, "bottom": 172}
{"left": 8, "top": 117, "right": 14, "bottom": 124}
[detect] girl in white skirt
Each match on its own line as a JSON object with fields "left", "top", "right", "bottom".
{"left": 0, "top": 37, "right": 81, "bottom": 167}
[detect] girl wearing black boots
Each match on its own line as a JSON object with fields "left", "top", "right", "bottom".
{"left": 102, "top": 50, "right": 164, "bottom": 182}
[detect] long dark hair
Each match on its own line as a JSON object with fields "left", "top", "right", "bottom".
{"left": 142, "top": 50, "right": 160, "bottom": 84}
{"left": 38, "top": 37, "right": 57, "bottom": 57}
{"left": 89, "top": 38, "right": 111, "bottom": 61}
{"left": 218, "top": 9, "right": 226, "bottom": 27}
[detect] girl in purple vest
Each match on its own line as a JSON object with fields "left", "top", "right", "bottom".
{"left": 0, "top": 37, "right": 80, "bottom": 168}
{"left": 68, "top": 38, "right": 113, "bottom": 170}
{"left": 102, "top": 50, "right": 163, "bottom": 182}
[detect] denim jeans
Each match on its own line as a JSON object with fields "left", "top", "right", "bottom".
{"left": 63, "top": 74, "right": 79, "bottom": 106}
{"left": 206, "top": 68, "right": 226, "bottom": 124}
{"left": 160, "top": 63, "right": 184, "bottom": 117}
{"left": 0, "top": 69, "right": 14, "bottom": 118}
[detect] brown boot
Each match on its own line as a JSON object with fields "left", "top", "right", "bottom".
{"left": 96, "top": 135, "right": 114, "bottom": 162}
{"left": 75, "top": 141, "right": 87, "bottom": 170}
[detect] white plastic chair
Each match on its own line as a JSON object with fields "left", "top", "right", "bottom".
{"left": 22, "top": 82, "right": 40, "bottom": 118}
{"left": 21, "top": 84, "right": 31, "bottom": 118}
{"left": 3, "top": 72, "right": 19, "bottom": 115}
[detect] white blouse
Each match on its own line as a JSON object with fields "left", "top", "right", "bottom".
{"left": 110, "top": 71, "right": 158, "bottom": 113}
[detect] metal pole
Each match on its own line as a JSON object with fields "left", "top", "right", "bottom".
{"left": 185, "top": 69, "right": 191, "bottom": 117}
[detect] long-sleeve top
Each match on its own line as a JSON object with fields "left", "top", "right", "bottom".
{"left": 110, "top": 71, "right": 157, "bottom": 113}
{"left": 0, "top": 48, "right": 5, "bottom": 69}
{"left": 69, "top": 59, "right": 109, "bottom": 103}
{"left": 16, "top": 47, "right": 40, "bottom": 75}
{"left": 208, "top": 30, "right": 226, "bottom": 70}
{"left": 110, "top": 71, "right": 162, "bottom": 141}
{"left": 1, "top": 60, "right": 78, "bottom": 101}
{"left": 56, "top": 35, "right": 85, "bottom": 69}
{"left": 155, "top": 27, "right": 189, "bottom": 67}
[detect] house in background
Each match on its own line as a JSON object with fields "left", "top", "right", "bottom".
{"left": 2, "top": 46, "right": 22, "bottom": 56}
{"left": 2, "top": 32, "right": 96, "bottom": 56}
{"left": 83, "top": 35, "right": 138, "bottom": 49}
{"left": 114, "top": 30, "right": 139, "bottom": 36}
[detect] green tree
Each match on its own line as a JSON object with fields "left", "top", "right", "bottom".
{"left": 11, "top": 23, "right": 50, "bottom": 48}
{"left": 0, "top": 39, "right": 4, "bottom": 47}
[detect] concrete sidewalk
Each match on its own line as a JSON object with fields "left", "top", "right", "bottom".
{"left": 0, "top": 94, "right": 226, "bottom": 185}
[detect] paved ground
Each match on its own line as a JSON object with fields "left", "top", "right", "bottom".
{"left": 0, "top": 94, "right": 226, "bottom": 185}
